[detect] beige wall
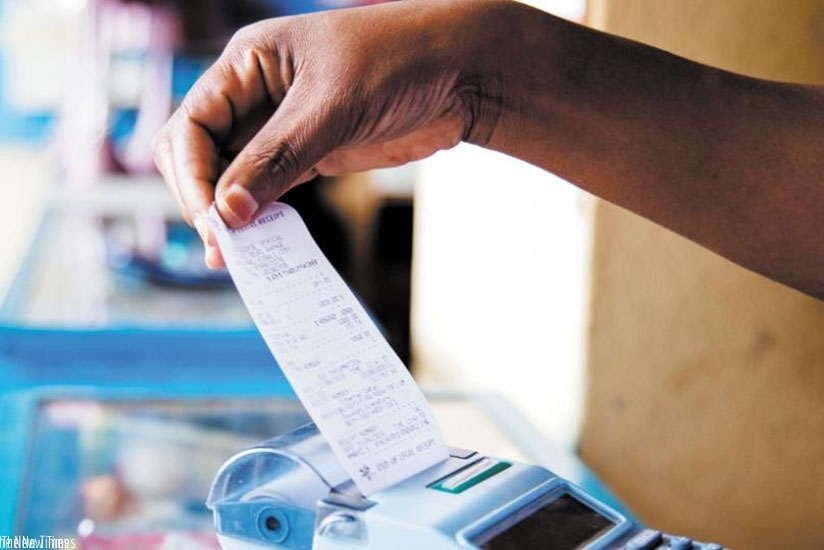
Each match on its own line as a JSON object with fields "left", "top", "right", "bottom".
{"left": 582, "top": 1, "right": 824, "bottom": 548}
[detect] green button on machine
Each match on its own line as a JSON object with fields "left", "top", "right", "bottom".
{"left": 429, "top": 457, "right": 512, "bottom": 494}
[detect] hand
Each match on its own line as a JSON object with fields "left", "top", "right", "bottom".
{"left": 152, "top": 0, "right": 511, "bottom": 268}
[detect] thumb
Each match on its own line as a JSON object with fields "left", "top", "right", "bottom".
{"left": 214, "top": 92, "right": 335, "bottom": 227}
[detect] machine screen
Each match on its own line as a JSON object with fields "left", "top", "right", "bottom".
{"left": 476, "top": 494, "right": 615, "bottom": 550}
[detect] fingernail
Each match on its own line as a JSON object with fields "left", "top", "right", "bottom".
{"left": 219, "top": 184, "right": 259, "bottom": 226}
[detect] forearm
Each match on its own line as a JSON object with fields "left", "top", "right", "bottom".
{"left": 154, "top": 0, "right": 823, "bottom": 294}
{"left": 475, "top": 3, "right": 824, "bottom": 299}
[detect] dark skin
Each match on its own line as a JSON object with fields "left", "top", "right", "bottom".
{"left": 152, "top": 0, "right": 824, "bottom": 300}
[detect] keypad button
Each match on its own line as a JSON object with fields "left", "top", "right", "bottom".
{"left": 669, "top": 536, "right": 693, "bottom": 550}
{"left": 626, "top": 529, "right": 663, "bottom": 550}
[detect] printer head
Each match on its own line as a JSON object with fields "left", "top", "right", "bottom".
{"left": 207, "top": 423, "right": 353, "bottom": 550}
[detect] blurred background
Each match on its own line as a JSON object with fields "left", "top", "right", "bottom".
{"left": 0, "top": 0, "right": 822, "bottom": 549}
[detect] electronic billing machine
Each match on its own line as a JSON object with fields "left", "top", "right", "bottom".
{"left": 208, "top": 424, "right": 727, "bottom": 550}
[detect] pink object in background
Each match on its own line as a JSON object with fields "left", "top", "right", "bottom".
{"left": 49, "top": 0, "right": 181, "bottom": 285}
{"left": 79, "top": 531, "right": 221, "bottom": 550}
{"left": 53, "top": 0, "right": 178, "bottom": 185}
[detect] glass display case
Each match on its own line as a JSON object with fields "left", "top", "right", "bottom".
{"left": 0, "top": 190, "right": 251, "bottom": 329}
{"left": 0, "top": 386, "right": 618, "bottom": 550}
{"left": 12, "top": 396, "right": 310, "bottom": 548}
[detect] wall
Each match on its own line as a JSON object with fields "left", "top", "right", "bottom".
{"left": 411, "top": 145, "right": 590, "bottom": 450}
{"left": 410, "top": 0, "right": 590, "bottom": 450}
{"left": 582, "top": 1, "right": 824, "bottom": 548}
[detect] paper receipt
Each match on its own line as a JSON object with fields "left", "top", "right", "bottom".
{"left": 210, "top": 202, "right": 448, "bottom": 495}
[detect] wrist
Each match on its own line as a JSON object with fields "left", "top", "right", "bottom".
{"left": 447, "top": 0, "right": 525, "bottom": 148}
{"left": 450, "top": 2, "right": 579, "bottom": 164}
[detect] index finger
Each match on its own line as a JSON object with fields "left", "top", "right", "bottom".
{"left": 155, "top": 35, "right": 289, "bottom": 225}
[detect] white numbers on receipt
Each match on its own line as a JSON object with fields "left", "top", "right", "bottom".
{"left": 210, "top": 202, "right": 448, "bottom": 495}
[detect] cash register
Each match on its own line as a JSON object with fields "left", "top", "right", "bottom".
{"left": 208, "top": 423, "right": 726, "bottom": 550}
{"left": 0, "top": 140, "right": 729, "bottom": 549}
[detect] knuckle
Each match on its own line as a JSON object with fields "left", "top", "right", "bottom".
{"left": 180, "top": 78, "right": 212, "bottom": 116}
{"left": 228, "top": 21, "right": 273, "bottom": 52}
{"left": 179, "top": 92, "right": 207, "bottom": 129}
{"left": 273, "top": 142, "right": 302, "bottom": 176}
{"left": 228, "top": 23, "right": 257, "bottom": 48}
{"left": 249, "top": 142, "right": 302, "bottom": 197}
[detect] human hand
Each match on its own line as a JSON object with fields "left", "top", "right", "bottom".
{"left": 152, "top": 0, "right": 511, "bottom": 268}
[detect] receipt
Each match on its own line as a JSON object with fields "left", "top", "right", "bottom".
{"left": 210, "top": 202, "right": 448, "bottom": 495}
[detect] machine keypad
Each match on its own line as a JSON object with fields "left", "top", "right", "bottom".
{"left": 668, "top": 535, "right": 693, "bottom": 549}
{"left": 622, "top": 529, "right": 726, "bottom": 550}
{"left": 626, "top": 529, "right": 663, "bottom": 549}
